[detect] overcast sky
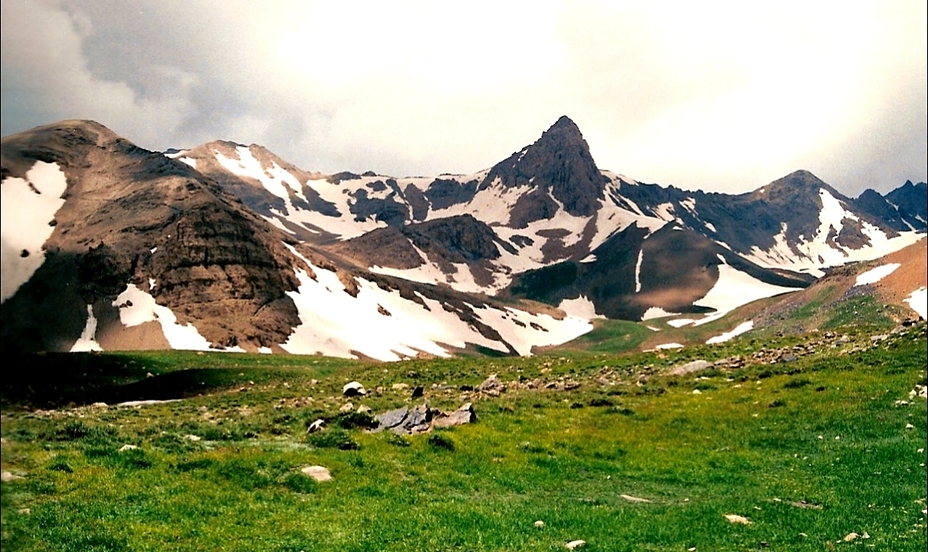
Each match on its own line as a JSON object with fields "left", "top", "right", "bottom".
{"left": 2, "top": 1, "right": 925, "bottom": 196}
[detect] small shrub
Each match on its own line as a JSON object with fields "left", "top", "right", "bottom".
{"left": 335, "top": 411, "right": 377, "bottom": 430}
{"left": 282, "top": 472, "right": 317, "bottom": 494}
{"left": 589, "top": 397, "right": 614, "bottom": 407}
{"left": 783, "top": 378, "right": 811, "bottom": 389}
{"left": 309, "top": 429, "right": 359, "bottom": 450}
{"left": 427, "top": 432, "right": 455, "bottom": 451}
{"left": 48, "top": 459, "right": 74, "bottom": 473}
{"left": 385, "top": 432, "right": 410, "bottom": 447}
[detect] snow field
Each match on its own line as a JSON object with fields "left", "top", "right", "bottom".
{"left": 905, "top": 288, "right": 927, "bottom": 319}
{"left": 114, "top": 284, "right": 213, "bottom": 351}
{"left": 282, "top": 246, "right": 590, "bottom": 360}
{"left": 1, "top": 161, "right": 68, "bottom": 303}
{"left": 853, "top": 263, "right": 900, "bottom": 286}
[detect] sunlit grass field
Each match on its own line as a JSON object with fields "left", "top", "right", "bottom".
{"left": 2, "top": 323, "right": 925, "bottom": 551}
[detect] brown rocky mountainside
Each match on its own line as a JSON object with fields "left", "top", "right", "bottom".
{"left": 0, "top": 120, "right": 314, "bottom": 352}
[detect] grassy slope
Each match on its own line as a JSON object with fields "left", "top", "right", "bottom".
{"left": 1, "top": 325, "right": 926, "bottom": 551}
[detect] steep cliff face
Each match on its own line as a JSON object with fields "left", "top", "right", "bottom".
{"left": 481, "top": 115, "right": 608, "bottom": 227}
{"left": 1, "top": 120, "right": 306, "bottom": 352}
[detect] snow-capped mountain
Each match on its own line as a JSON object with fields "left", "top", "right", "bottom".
{"left": 2, "top": 117, "right": 924, "bottom": 357}
{"left": 1, "top": 121, "right": 591, "bottom": 359}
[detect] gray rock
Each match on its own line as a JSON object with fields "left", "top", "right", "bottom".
{"left": 478, "top": 374, "right": 504, "bottom": 393}
{"left": 343, "top": 381, "right": 366, "bottom": 397}
{"left": 307, "top": 419, "right": 325, "bottom": 433}
{"left": 669, "top": 360, "right": 710, "bottom": 376}
{"left": 374, "top": 406, "right": 409, "bottom": 432}
{"left": 401, "top": 404, "right": 432, "bottom": 434}
{"left": 301, "top": 465, "right": 332, "bottom": 482}
{"left": 433, "top": 403, "right": 476, "bottom": 428}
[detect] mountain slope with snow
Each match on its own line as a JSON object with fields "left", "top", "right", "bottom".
{"left": 1, "top": 117, "right": 924, "bottom": 357}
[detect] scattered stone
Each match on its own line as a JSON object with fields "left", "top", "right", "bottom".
{"left": 724, "top": 514, "right": 752, "bottom": 525}
{"left": 411, "top": 386, "right": 424, "bottom": 399}
{"left": 343, "top": 381, "right": 366, "bottom": 397}
{"left": 301, "top": 465, "right": 332, "bottom": 482}
{"left": 403, "top": 404, "right": 432, "bottom": 434}
{"left": 669, "top": 360, "right": 710, "bottom": 376}
{"left": 17, "top": 508, "right": 31, "bottom": 515}
{"left": 374, "top": 406, "right": 410, "bottom": 432}
{"left": 1, "top": 471, "right": 23, "bottom": 482}
{"left": 789, "top": 500, "right": 823, "bottom": 510}
{"left": 565, "top": 540, "right": 586, "bottom": 549}
{"left": 906, "top": 423, "right": 915, "bottom": 430}
{"left": 183, "top": 434, "right": 201, "bottom": 442}
{"left": 563, "top": 381, "right": 581, "bottom": 391}
{"left": 307, "top": 419, "right": 325, "bottom": 433}
{"left": 478, "top": 374, "right": 505, "bottom": 394}
{"left": 118, "top": 444, "right": 139, "bottom": 452}
{"left": 534, "top": 520, "right": 545, "bottom": 528}
{"left": 692, "top": 389, "right": 702, "bottom": 395}
{"left": 357, "top": 405, "right": 372, "bottom": 414}
{"left": 392, "top": 383, "right": 409, "bottom": 391}
{"left": 620, "top": 494, "right": 652, "bottom": 503}
{"left": 843, "top": 532, "right": 859, "bottom": 542}
{"left": 339, "top": 402, "right": 355, "bottom": 413}
{"left": 91, "top": 402, "right": 108, "bottom": 409}
{"left": 433, "top": 403, "right": 476, "bottom": 428}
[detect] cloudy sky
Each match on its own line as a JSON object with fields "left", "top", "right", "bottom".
{"left": 2, "top": 1, "right": 925, "bottom": 196}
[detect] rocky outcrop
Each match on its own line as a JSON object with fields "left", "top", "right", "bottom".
{"left": 480, "top": 116, "right": 608, "bottom": 227}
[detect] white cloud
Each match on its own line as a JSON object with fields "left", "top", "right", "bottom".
{"left": 2, "top": 0, "right": 925, "bottom": 194}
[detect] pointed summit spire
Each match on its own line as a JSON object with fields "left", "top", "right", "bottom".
{"left": 481, "top": 116, "right": 607, "bottom": 226}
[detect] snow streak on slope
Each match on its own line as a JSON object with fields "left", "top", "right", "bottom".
{"left": 282, "top": 246, "right": 591, "bottom": 360}
{"left": 113, "top": 284, "right": 213, "bottom": 351}
{"left": 854, "top": 264, "right": 900, "bottom": 286}
{"left": 748, "top": 190, "right": 924, "bottom": 276}
{"left": 1, "top": 161, "right": 68, "bottom": 303}
{"left": 70, "top": 305, "right": 103, "bottom": 352}
{"left": 706, "top": 321, "right": 754, "bottom": 344}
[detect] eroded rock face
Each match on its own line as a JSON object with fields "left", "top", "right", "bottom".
{"left": 1, "top": 120, "right": 307, "bottom": 352}
{"left": 480, "top": 115, "right": 608, "bottom": 227}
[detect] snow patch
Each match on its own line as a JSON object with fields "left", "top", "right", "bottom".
{"left": 558, "top": 296, "right": 603, "bottom": 320}
{"left": 641, "top": 307, "right": 680, "bottom": 321}
{"left": 706, "top": 321, "right": 754, "bottom": 344}
{"left": 655, "top": 343, "right": 683, "bottom": 350}
{"left": 854, "top": 263, "right": 900, "bottom": 286}
{"left": 1, "top": 161, "right": 68, "bottom": 303}
{"left": 905, "top": 287, "right": 927, "bottom": 319}
{"left": 113, "top": 284, "right": 213, "bottom": 351}
{"left": 70, "top": 304, "right": 103, "bottom": 352}
{"left": 667, "top": 319, "right": 696, "bottom": 328}
{"left": 634, "top": 249, "right": 644, "bottom": 293}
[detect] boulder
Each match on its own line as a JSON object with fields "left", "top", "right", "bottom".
{"left": 343, "top": 381, "right": 366, "bottom": 397}
{"left": 433, "top": 403, "right": 476, "bottom": 428}
{"left": 301, "top": 465, "right": 332, "bottom": 482}
{"left": 374, "top": 406, "right": 409, "bottom": 432}
{"left": 669, "top": 359, "right": 710, "bottom": 376}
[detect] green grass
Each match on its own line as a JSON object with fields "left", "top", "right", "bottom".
{"left": 2, "top": 324, "right": 926, "bottom": 551}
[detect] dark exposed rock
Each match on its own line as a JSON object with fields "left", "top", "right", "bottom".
{"left": 481, "top": 115, "right": 607, "bottom": 227}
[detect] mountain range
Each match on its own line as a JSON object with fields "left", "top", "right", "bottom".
{"left": 2, "top": 117, "right": 925, "bottom": 359}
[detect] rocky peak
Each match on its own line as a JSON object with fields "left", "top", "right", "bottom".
{"left": 481, "top": 116, "right": 607, "bottom": 225}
